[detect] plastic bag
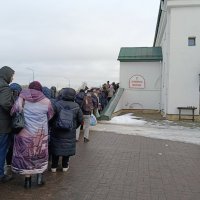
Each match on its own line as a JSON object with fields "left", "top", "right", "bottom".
{"left": 90, "top": 114, "right": 97, "bottom": 126}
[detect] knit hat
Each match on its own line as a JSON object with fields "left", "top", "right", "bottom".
{"left": 10, "top": 83, "right": 22, "bottom": 93}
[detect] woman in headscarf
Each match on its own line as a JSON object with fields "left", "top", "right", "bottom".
{"left": 11, "top": 81, "right": 54, "bottom": 188}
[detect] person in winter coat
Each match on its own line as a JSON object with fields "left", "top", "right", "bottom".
{"left": 107, "top": 84, "right": 115, "bottom": 102}
{"left": 42, "top": 86, "right": 52, "bottom": 99}
{"left": 75, "top": 89, "right": 85, "bottom": 107}
{"left": 6, "top": 83, "right": 22, "bottom": 176}
{"left": 50, "top": 88, "right": 83, "bottom": 172}
{"left": 50, "top": 86, "right": 57, "bottom": 99}
{"left": 0, "top": 66, "right": 15, "bottom": 183}
{"left": 75, "top": 89, "right": 85, "bottom": 140}
{"left": 99, "top": 86, "right": 108, "bottom": 112}
{"left": 76, "top": 90, "right": 94, "bottom": 143}
{"left": 42, "top": 86, "right": 55, "bottom": 161}
{"left": 91, "top": 89, "right": 100, "bottom": 118}
{"left": 11, "top": 81, "right": 54, "bottom": 188}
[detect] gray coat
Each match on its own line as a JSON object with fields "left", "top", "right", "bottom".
{"left": 0, "top": 66, "right": 15, "bottom": 133}
{"left": 50, "top": 88, "right": 83, "bottom": 156}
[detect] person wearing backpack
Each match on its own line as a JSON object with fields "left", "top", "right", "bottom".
{"left": 76, "top": 90, "right": 94, "bottom": 143}
{"left": 50, "top": 88, "right": 83, "bottom": 172}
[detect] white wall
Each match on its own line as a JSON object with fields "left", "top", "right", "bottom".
{"left": 160, "top": 12, "right": 170, "bottom": 116}
{"left": 119, "top": 62, "right": 162, "bottom": 110}
{"left": 118, "top": 0, "right": 200, "bottom": 116}
{"left": 154, "top": 0, "right": 169, "bottom": 116}
{"left": 167, "top": 6, "right": 200, "bottom": 114}
{"left": 155, "top": 0, "right": 200, "bottom": 116}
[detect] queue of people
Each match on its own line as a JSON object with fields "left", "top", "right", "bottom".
{"left": 0, "top": 66, "right": 118, "bottom": 189}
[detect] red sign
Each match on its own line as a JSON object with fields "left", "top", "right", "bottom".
{"left": 129, "top": 75, "right": 145, "bottom": 89}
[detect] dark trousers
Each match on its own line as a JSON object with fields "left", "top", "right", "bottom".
{"left": 6, "top": 134, "right": 14, "bottom": 165}
{"left": 51, "top": 154, "right": 69, "bottom": 168}
{"left": 0, "top": 133, "right": 10, "bottom": 176}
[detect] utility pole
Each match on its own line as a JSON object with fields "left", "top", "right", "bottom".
{"left": 26, "top": 67, "right": 35, "bottom": 82}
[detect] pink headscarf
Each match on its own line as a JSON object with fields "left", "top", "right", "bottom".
{"left": 29, "top": 81, "right": 42, "bottom": 91}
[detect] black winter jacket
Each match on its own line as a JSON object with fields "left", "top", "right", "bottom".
{"left": 50, "top": 88, "right": 83, "bottom": 156}
{"left": 75, "top": 91, "right": 85, "bottom": 107}
{"left": 0, "top": 66, "right": 15, "bottom": 133}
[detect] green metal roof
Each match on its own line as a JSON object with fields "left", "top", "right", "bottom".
{"left": 118, "top": 47, "right": 162, "bottom": 62}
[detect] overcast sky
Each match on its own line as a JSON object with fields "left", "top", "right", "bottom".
{"left": 0, "top": 0, "right": 160, "bottom": 90}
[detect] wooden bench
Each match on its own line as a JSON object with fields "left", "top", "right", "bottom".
{"left": 177, "top": 106, "right": 197, "bottom": 121}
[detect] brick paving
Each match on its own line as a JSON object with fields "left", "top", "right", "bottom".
{"left": 0, "top": 130, "right": 200, "bottom": 200}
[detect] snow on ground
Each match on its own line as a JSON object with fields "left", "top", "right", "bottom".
{"left": 104, "top": 113, "right": 147, "bottom": 126}
{"left": 90, "top": 113, "right": 200, "bottom": 145}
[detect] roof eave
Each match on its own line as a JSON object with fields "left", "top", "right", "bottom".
{"left": 153, "top": 1, "right": 163, "bottom": 46}
{"left": 118, "top": 58, "right": 163, "bottom": 62}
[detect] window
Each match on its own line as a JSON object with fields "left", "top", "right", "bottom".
{"left": 188, "top": 37, "right": 196, "bottom": 46}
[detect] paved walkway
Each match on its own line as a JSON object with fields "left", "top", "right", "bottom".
{"left": 0, "top": 130, "right": 200, "bottom": 200}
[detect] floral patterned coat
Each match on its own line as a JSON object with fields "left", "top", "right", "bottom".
{"left": 11, "top": 89, "right": 54, "bottom": 175}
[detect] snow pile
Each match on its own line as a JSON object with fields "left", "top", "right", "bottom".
{"left": 91, "top": 113, "right": 200, "bottom": 145}
{"left": 104, "top": 113, "right": 146, "bottom": 126}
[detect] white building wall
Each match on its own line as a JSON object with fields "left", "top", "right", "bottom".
{"left": 155, "top": 0, "right": 200, "bottom": 116}
{"left": 160, "top": 11, "right": 171, "bottom": 116}
{"left": 119, "top": 62, "right": 162, "bottom": 110}
{"left": 167, "top": 5, "right": 200, "bottom": 114}
{"left": 117, "top": 0, "right": 200, "bottom": 117}
{"left": 159, "top": 29, "right": 168, "bottom": 115}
